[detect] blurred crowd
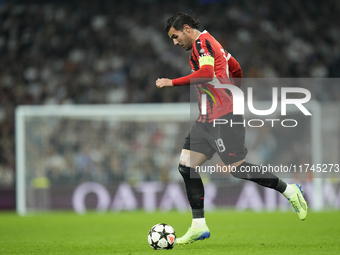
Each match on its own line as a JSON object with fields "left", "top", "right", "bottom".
{"left": 25, "top": 118, "right": 189, "bottom": 185}
{"left": 24, "top": 113, "right": 313, "bottom": 185}
{"left": 1, "top": 0, "right": 340, "bottom": 187}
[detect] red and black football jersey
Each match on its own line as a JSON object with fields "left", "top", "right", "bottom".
{"left": 190, "top": 30, "right": 242, "bottom": 123}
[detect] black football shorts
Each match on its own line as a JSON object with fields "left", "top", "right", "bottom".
{"left": 183, "top": 113, "right": 248, "bottom": 165}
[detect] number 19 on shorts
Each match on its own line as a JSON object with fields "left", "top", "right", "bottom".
{"left": 215, "top": 138, "right": 226, "bottom": 153}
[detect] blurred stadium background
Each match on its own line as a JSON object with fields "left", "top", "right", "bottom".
{"left": 0, "top": 0, "right": 340, "bottom": 213}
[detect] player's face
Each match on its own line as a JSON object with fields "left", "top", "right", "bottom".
{"left": 168, "top": 27, "right": 192, "bottom": 51}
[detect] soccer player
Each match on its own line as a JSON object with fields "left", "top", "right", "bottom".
{"left": 155, "top": 13, "right": 308, "bottom": 245}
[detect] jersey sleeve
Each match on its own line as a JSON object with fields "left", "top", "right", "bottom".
{"left": 228, "top": 55, "right": 243, "bottom": 88}
{"left": 196, "top": 39, "right": 215, "bottom": 68}
{"left": 172, "top": 65, "right": 214, "bottom": 86}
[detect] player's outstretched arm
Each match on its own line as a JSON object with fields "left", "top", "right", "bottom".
{"left": 156, "top": 78, "right": 174, "bottom": 88}
{"left": 172, "top": 65, "right": 214, "bottom": 86}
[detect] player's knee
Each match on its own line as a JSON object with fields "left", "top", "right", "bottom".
{"left": 230, "top": 162, "right": 248, "bottom": 180}
{"left": 178, "top": 164, "right": 201, "bottom": 179}
{"left": 178, "top": 164, "right": 190, "bottom": 178}
{"left": 179, "top": 149, "right": 190, "bottom": 166}
{"left": 230, "top": 170, "right": 248, "bottom": 180}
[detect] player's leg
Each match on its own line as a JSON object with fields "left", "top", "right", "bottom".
{"left": 177, "top": 149, "right": 211, "bottom": 244}
{"left": 179, "top": 149, "right": 207, "bottom": 222}
{"left": 230, "top": 163, "right": 308, "bottom": 220}
{"left": 176, "top": 124, "right": 213, "bottom": 245}
{"left": 213, "top": 113, "right": 308, "bottom": 220}
{"left": 231, "top": 162, "right": 288, "bottom": 193}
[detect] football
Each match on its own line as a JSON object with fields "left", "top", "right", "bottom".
{"left": 147, "top": 223, "right": 176, "bottom": 250}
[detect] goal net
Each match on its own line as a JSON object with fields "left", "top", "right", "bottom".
{"left": 15, "top": 104, "right": 191, "bottom": 215}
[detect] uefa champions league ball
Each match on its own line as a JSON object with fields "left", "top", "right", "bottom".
{"left": 147, "top": 223, "right": 176, "bottom": 250}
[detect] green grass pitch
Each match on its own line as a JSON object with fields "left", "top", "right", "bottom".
{"left": 0, "top": 210, "right": 339, "bottom": 254}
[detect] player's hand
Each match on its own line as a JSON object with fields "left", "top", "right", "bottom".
{"left": 156, "top": 78, "right": 173, "bottom": 88}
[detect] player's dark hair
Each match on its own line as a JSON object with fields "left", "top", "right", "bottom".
{"left": 165, "top": 13, "right": 200, "bottom": 33}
